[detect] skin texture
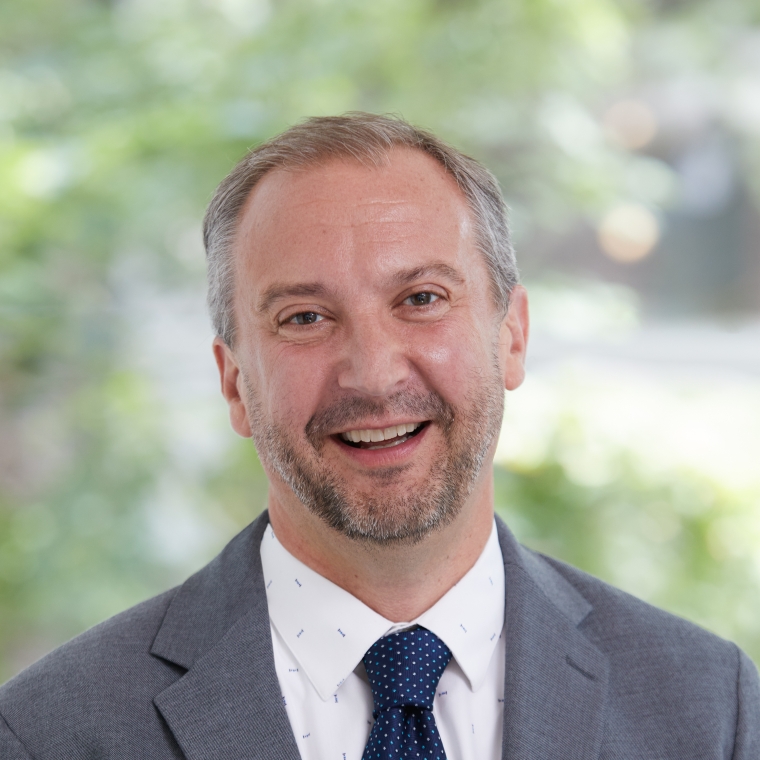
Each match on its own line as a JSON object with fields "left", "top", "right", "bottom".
{"left": 214, "top": 148, "right": 529, "bottom": 622}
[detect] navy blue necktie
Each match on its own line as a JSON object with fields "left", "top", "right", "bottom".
{"left": 362, "top": 627, "right": 452, "bottom": 760}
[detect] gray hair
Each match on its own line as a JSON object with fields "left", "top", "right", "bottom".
{"left": 203, "top": 112, "right": 519, "bottom": 346}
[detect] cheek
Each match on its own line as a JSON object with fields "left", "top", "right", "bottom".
{"left": 257, "top": 344, "right": 334, "bottom": 424}
{"left": 410, "top": 321, "right": 496, "bottom": 401}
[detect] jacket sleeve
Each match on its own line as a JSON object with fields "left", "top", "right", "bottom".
{"left": 732, "top": 648, "right": 760, "bottom": 759}
{"left": 0, "top": 712, "right": 33, "bottom": 760}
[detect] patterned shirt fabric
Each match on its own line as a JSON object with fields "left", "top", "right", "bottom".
{"left": 362, "top": 628, "right": 452, "bottom": 760}
{"left": 260, "top": 519, "right": 506, "bottom": 760}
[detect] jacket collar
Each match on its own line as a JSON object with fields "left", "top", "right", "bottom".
{"left": 150, "top": 511, "right": 607, "bottom": 759}
{"left": 496, "top": 518, "right": 609, "bottom": 759}
{"left": 151, "top": 512, "right": 300, "bottom": 760}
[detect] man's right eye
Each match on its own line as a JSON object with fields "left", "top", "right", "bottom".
{"left": 288, "top": 312, "right": 323, "bottom": 325}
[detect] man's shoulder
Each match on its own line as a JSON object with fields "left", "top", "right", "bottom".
{"left": 532, "top": 548, "right": 759, "bottom": 726}
{"left": 0, "top": 588, "right": 186, "bottom": 757}
{"left": 0, "top": 514, "right": 273, "bottom": 758}
{"left": 539, "top": 550, "right": 739, "bottom": 661}
{"left": 505, "top": 539, "right": 760, "bottom": 756}
{"left": 1, "top": 587, "right": 179, "bottom": 699}
{"left": 496, "top": 516, "right": 747, "bottom": 670}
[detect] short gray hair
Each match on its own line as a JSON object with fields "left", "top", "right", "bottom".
{"left": 203, "top": 112, "right": 519, "bottom": 346}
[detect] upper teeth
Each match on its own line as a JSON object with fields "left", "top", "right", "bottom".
{"left": 340, "top": 422, "right": 421, "bottom": 444}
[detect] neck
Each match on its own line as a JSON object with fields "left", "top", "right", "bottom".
{"left": 266, "top": 471, "right": 495, "bottom": 622}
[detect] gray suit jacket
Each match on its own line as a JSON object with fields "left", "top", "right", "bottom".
{"left": 1, "top": 512, "right": 758, "bottom": 759}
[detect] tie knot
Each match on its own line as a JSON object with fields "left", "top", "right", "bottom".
{"left": 363, "top": 628, "right": 452, "bottom": 716}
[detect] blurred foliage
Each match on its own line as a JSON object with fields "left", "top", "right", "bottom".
{"left": 494, "top": 365, "right": 760, "bottom": 664}
{"left": 2, "top": 0, "right": 760, "bottom": 680}
{"left": 496, "top": 461, "right": 760, "bottom": 661}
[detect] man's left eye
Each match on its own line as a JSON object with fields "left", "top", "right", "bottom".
{"left": 288, "top": 312, "right": 323, "bottom": 325}
{"left": 405, "top": 292, "right": 439, "bottom": 306}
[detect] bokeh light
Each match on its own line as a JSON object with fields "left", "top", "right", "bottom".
{"left": 597, "top": 203, "right": 660, "bottom": 262}
{"left": 603, "top": 99, "right": 658, "bottom": 150}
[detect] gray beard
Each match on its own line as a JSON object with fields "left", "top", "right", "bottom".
{"left": 244, "top": 367, "right": 504, "bottom": 545}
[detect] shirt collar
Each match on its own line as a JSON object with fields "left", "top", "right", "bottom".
{"left": 260, "top": 520, "right": 505, "bottom": 701}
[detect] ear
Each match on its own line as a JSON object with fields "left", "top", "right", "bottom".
{"left": 213, "top": 337, "right": 253, "bottom": 438}
{"left": 498, "top": 285, "right": 529, "bottom": 391}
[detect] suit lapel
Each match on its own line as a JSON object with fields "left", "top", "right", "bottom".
{"left": 151, "top": 512, "right": 300, "bottom": 760}
{"left": 153, "top": 609, "right": 300, "bottom": 760}
{"left": 497, "top": 519, "right": 609, "bottom": 759}
{"left": 148, "top": 511, "right": 606, "bottom": 758}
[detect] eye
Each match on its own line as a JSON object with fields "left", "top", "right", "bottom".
{"left": 287, "top": 311, "right": 324, "bottom": 325}
{"left": 404, "top": 292, "right": 440, "bottom": 306}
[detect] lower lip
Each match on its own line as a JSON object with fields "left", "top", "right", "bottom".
{"left": 330, "top": 425, "right": 429, "bottom": 467}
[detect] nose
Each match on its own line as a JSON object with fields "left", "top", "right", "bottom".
{"left": 336, "top": 315, "right": 411, "bottom": 397}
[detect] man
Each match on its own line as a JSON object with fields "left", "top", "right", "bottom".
{"left": 0, "top": 113, "right": 757, "bottom": 759}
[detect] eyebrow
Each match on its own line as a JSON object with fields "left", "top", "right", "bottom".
{"left": 257, "top": 282, "right": 332, "bottom": 314}
{"left": 257, "top": 261, "right": 466, "bottom": 314}
{"left": 389, "top": 262, "right": 466, "bottom": 288}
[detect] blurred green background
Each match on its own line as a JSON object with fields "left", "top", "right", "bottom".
{"left": 2, "top": 0, "right": 760, "bottom": 681}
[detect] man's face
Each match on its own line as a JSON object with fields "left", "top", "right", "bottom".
{"left": 216, "top": 149, "right": 527, "bottom": 544}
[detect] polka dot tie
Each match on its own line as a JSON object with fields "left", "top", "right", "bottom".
{"left": 362, "top": 627, "right": 452, "bottom": 760}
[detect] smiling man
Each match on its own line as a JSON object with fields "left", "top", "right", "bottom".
{"left": 0, "top": 114, "right": 758, "bottom": 759}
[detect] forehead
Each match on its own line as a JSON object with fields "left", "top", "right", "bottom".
{"left": 248, "top": 146, "right": 468, "bottom": 213}
{"left": 231, "top": 148, "right": 480, "bottom": 302}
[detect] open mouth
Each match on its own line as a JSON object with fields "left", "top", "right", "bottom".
{"left": 336, "top": 421, "right": 428, "bottom": 450}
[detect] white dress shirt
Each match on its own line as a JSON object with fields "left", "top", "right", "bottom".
{"left": 260, "top": 520, "right": 506, "bottom": 760}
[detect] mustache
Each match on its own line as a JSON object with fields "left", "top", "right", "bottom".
{"left": 304, "top": 390, "right": 455, "bottom": 449}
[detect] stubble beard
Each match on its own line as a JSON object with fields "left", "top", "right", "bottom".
{"left": 244, "top": 365, "right": 504, "bottom": 546}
